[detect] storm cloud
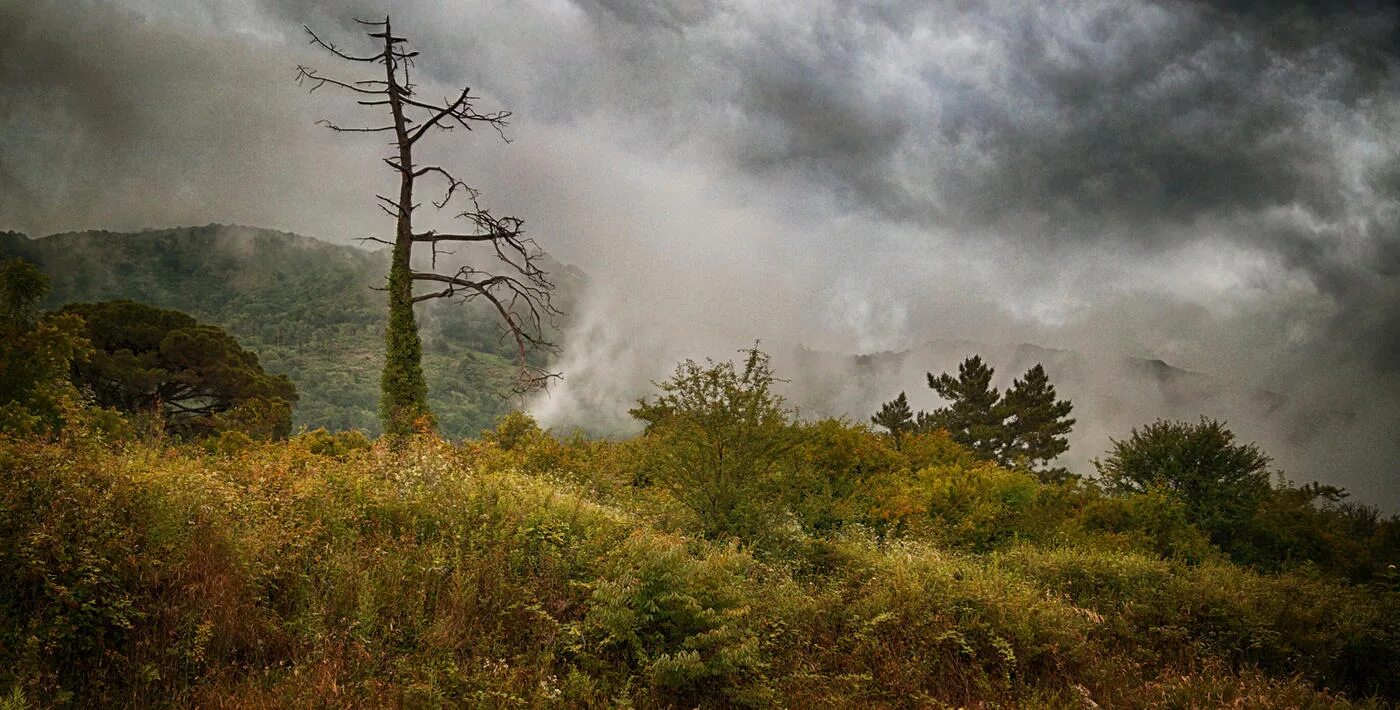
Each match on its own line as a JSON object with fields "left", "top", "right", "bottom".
{"left": 2, "top": 0, "right": 1398, "bottom": 506}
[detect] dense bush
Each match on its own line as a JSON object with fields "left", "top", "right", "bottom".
{"left": 1094, "top": 417, "right": 1400, "bottom": 577}
{"left": 629, "top": 347, "right": 797, "bottom": 546}
{"left": 1, "top": 412, "right": 1395, "bottom": 708}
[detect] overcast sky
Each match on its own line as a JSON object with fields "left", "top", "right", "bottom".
{"left": 3, "top": 0, "right": 1398, "bottom": 504}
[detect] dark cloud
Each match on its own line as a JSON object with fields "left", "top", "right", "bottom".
{"left": 0, "top": 0, "right": 384, "bottom": 239}
{"left": 574, "top": 0, "right": 715, "bottom": 31}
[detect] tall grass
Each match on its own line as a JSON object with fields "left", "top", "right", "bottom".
{"left": 1, "top": 423, "right": 1394, "bottom": 707}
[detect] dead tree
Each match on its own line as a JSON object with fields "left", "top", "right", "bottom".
{"left": 296, "top": 16, "right": 558, "bottom": 435}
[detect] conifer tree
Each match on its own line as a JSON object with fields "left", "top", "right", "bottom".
{"left": 999, "top": 363, "right": 1075, "bottom": 479}
{"left": 925, "top": 355, "right": 1005, "bottom": 461}
{"left": 871, "top": 391, "right": 914, "bottom": 446}
{"left": 921, "top": 356, "right": 1076, "bottom": 474}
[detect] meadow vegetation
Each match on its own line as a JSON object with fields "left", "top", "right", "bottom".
{"left": 2, "top": 370, "right": 1397, "bottom": 707}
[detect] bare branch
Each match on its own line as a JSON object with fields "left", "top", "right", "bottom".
{"left": 410, "top": 287, "right": 453, "bottom": 303}
{"left": 408, "top": 270, "right": 560, "bottom": 386}
{"left": 316, "top": 119, "right": 396, "bottom": 133}
{"left": 295, "top": 66, "right": 387, "bottom": 95}
{"left": 406, "top": 86, "right": 472, "bottom": 144}
{"left": 300, "top": 15, "right": 561, "bottom": 402}
{"left": 412, "top": 231, "right": 499, "bottom": 243}
{"left": 304, "top": 26, "right": 380, "bottom": 62}
{"left": 401, "top": 93, "right": 513, "bottom": 142}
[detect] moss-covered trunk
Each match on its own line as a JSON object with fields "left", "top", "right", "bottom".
{"left": 378, "top": 18, "right": 432, "bottom": 436}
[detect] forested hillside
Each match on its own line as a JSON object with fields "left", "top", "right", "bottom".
{"left": 0, "top": 225, "right": 580, "bottom": 437}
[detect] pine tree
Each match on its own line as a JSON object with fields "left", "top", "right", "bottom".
{"left": 871, "top": 391, "right": 914, "bottom": 446}
{"left": 925, "top": 356, "right": 1005, "bottom": 461}
{"left": 999, "top": 363, "right": 1075, "bottom": 479}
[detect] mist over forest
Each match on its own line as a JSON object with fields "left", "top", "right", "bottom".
{"left": 2, "top": 1, "right": 1399, "bottom": 707}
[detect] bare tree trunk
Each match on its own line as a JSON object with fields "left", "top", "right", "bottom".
{"left": 298, "top": 15, "right": 560, "bottom": 438}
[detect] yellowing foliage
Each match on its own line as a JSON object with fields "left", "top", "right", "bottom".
{"left": 0, "top": 412, "right": 1395, "bottom": 708}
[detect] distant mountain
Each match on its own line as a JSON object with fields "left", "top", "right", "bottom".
{"left": 0, "top": 224, "right": 582, "bottom": 437}
{"left": 770, "top": 337, "right": 1324, "bottom": 478}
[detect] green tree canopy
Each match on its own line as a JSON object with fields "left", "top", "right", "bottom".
{"left": 871, "top": 391, "right": 915, "bottom": 445}
{"left": 1095, "top": 417, "right": 1272, "bottom": 550}
{"left": 0, "top": 257, "right": 47, "bottom": 330}
{"left": 0, "top": 259, "right": 91, "bottom": 435}
{"left": 913, "top": 356, "right": 1076, "bottom": 479}
{"left": 61, "top": 300, "right": 296, "bottom": 439}
{"left": 630, "top": 346, "right": 794, "bottom": 542}
{"left": 999, "top": 364, "right": 1075, "bottom": 479}
{"left": 922, "top": 356, "right": 1005, "bottom": 462}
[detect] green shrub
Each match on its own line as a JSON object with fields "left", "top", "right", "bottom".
{"left": 1073, "top": 485, "right": 1215, "bottom": 561}
{"left": 292, "top": 427, "right": 371, "bottom": 458}
{"left": 629, "top": 347, "right": 797, "bottom": 546}
{"left": 782, "top": 419, "right": 904, "bottom": 535}
{"left": 573, "top": 534, "right": 773, "bottom": 707}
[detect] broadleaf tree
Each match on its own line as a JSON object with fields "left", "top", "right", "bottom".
{"left": 1095, "top": 417, "right": 1272, "bottom": 549}
{"left": 630, "top": 346, "right": 795, "bottom": 542}
{"left": 0, "top": 259, "right": 90, "bottom": 436}
{"left": 298, "top": 16, "right": 558, "bottom": 436}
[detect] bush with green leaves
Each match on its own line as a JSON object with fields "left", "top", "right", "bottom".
{"left": 0, "top": 259, "right": 93, "bottom": 437}
{"left": 1071, "top": 485, "right": 1215, "bottom": 562}
{"left": 1, "top": 421, "right": 1394, "bottom": 707}
{"left": 1090, "top": 417, "right": 1388, "bottom": 573}
{"left": 629, "top": 346, "right": 796, "bottom": 544}
{"left": 573, "top": 534, "right": 772, "bottom": 707}
{"left": 781, "top": 418, "right": 907, "bottom": 536}
{"left": 2, "top": 339, "right": 1398, "bottom": 707}
{"left": 1096, "top": 418, "right": 1270, "bottom": 523}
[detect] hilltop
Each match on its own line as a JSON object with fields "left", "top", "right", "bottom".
{"left": 0, "top": 224, "right": 583, "bottom": 437}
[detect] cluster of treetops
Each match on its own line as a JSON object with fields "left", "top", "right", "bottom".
{"left": 0, "top": 258, "right": 295, "bottom": 442}
{"left": 3, "top": 256, "right": 1396, "bottom": 582}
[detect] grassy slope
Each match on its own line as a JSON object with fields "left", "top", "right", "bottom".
{"left": 0, "top": 225, "right": 559, "bottom": 438}
{"left": 2, "top": 426, "right": 1394, "bottom": 708}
